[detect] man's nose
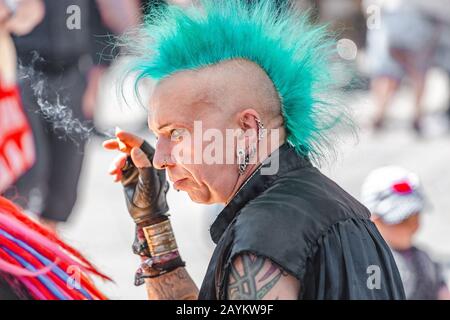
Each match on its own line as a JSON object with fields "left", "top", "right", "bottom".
{"left": 152, "top": 138, "right": 174, "bottom": 169}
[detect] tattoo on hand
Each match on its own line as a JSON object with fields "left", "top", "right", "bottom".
{"left": 146, "top": 267, "right": 198, "bottom": 300}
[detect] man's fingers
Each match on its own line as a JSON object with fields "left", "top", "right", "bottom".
{"left": 113, "top": 172, "right": 122, "bottom": 182}
{"left": 103, "top": 139, "right": 119, "bottom": 150}
{"left": 104, "top": 130, "right": 148, "bottom": 183}
{"left": 104, "top": 138, "right": 132, "bottom": 154}
{"left": 130, "top": 147, "right": 152, "bottom": 168}
{"left": 113, "top": 154, "right": 127, "bottom": 170}
{"left": 116, "top": 130, "right": 144, "bottom": 148}
{"left": 103, "top": 130, "right": 145, "bottom": 157}
{"left": 108, "top": 154, "right": 128, "bottom": 175}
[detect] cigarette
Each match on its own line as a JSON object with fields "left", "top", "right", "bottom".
{"left": 117, "top": 139, "right": 128, "bottom": 152}
{"left": 115, "top": 126, "right": 128, "bottom": 152}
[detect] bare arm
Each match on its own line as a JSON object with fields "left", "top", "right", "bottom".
{"left": 144, "top": 266, "right": 199, "bottom": 300}
{"left": 227, "top": 253, "right": 300, "bottom": 300}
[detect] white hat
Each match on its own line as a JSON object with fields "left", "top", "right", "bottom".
{"left": 361, "top": 166, "right": 426, "bottom": 224}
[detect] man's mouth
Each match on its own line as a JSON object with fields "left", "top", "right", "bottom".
{"left": 173, "top": 178, "right": 188, "bottom": 190}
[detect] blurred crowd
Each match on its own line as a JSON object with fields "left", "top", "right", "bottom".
{"left": 1, "top": 0, "right": 449, "bottom": 299}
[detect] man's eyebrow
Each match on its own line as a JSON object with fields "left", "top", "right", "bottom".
{"left": 157, "top": 123, "right": 172, "bottom": 131}
{"left": 156, "top": 122, "right": 191, "bottom": 132}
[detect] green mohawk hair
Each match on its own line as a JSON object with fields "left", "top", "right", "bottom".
{"left": 125, "top": 0, "right": 352, "bottom": 163}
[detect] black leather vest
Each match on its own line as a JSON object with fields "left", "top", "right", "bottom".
{"left": 198, "top": 143, "right": 405, "bottom": 300}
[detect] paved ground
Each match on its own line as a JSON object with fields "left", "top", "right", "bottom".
{"left": 58, "top": 68, "right": 450, "bottom": 299}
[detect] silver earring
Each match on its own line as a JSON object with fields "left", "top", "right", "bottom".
{"left": 237, "top": 148, "right": 249, "bottom": 175}
{"left": 249, "top": 144, "right": 257, "bottom": 159}
{"left": 256, "top": 118, "right": 265, "bottom": 141}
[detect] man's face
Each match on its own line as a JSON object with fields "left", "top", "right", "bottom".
{"left": 148, "top": 70, "right": 241, "bottom": 204}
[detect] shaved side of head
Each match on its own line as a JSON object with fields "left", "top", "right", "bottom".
{"left": 153, "top": 59, "right": 283, "bottom": 128}
{"left": 205, "top": 59, "right": 282, "bottom": 121}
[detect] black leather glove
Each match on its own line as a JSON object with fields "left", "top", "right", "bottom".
{"left": 118, "top": 140, "right": 185, "bottom": 285}
{"left": 121, "top": 140, "right": 170, "bottom": 226}
{"left": 120, "top": 140, "right": 170, "bottom": 257}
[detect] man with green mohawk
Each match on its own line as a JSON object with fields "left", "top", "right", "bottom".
{"left": 104, "top": 0, "right": 405, "bottom": 300}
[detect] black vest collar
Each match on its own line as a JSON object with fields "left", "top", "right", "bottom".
{"left": 209, "top": 143, "right": 312, "bottom": 244}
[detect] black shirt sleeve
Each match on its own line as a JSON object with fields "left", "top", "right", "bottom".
{"left": 301, "top": 218, "right": 406, "bottom": 299}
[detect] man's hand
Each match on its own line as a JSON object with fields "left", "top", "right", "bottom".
{"left": 227, "top": 253, "right": 300, "bottom": 300}
{"left": 103, "top": 129, "right": 145, "bottom": 181}
{"left": 103, "top": 129, "right": 199, "bottom": 299}
{"left": 103, "top": 129, "right": 169, "bottom": 226}
{"left": 103, "top": 129, "right": 169, "bottom": 258}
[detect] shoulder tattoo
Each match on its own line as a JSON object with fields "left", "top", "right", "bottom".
{"left": 226, "top": 253, "right": 299, "bottom": 300}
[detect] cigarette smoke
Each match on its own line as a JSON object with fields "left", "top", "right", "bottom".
{"left": 17, "top": 52, "right": 111, "bottom": 145}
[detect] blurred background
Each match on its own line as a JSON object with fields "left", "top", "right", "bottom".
{"left": 1, "top": 0, "right": 449, "bottom": 299}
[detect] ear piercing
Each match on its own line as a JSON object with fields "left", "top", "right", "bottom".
{"left": 237, "top": 118, "right": 265, "bottom": 175}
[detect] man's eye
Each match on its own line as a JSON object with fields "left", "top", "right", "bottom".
{"left": 170, "top": 129, "right": 185, "bottom": 141}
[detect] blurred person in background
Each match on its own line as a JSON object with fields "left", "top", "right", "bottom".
{"left": 408, "top": 0, "right": 450, "bottom": 130}
{"left": 82, "top": 0, "right": 141, "bottom": 124}
{"left": 0, "top": 0, "right": 44, "bottom": 36}
{"left": 409, "top": 0, "right": 450, "bottom": 73}
{"left": 6, "top": 0, "right": 140, "bottom": 232}
{"left": 0, "top": 0, "right": 110, "bottom": 301}
{"left": 361, "top": 166, "right": 450, "bottom": 300}
{"left": 0, "top": 0, "right": 43, "bottom": 194}
{"left": 319, "top": 0, "right": 367, "bottom": 49}
{"left": 364, "top": 0, "right": 448, "bottom": 134}
{"left": 408, "top": 1, "right": 450, "bottom": 127}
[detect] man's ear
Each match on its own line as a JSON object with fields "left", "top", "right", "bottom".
{"left": 235, "top": 109, "right": 262, "bottom": 150}
{"left": 237, "top": 108, "right": 261, "bottom": 131}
